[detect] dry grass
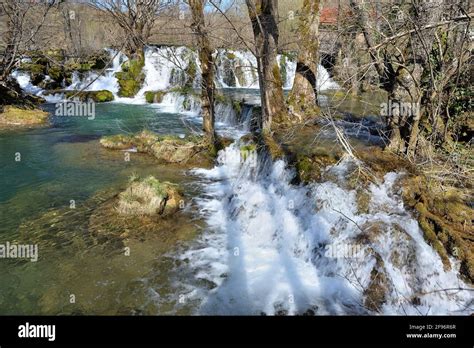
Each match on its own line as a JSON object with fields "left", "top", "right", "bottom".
{"left": 0, "top": 106, "right": 48, "bottom": 126}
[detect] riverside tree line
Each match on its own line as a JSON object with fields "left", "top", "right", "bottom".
{"left": 0, "top": 0, "right": 472, "bottom": 158}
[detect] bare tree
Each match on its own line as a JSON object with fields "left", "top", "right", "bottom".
{"left": 245, "top": 0, "right": 286, "bottom": 131}
{"left": 0, "top": 0, "right": 57, "bottom": 106}
{"left": 188, "top": 0, "right": 216, "bottom": 150}
{"left": 0, "top": 0, "right": 56, "bottom": 81}
{"left": 89, "top": 0, "right": 165, "bottom": 60}
{"left": 349, "top": 0, "right": 472, "bottom": 156}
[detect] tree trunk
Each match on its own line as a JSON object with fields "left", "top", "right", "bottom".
{"left": 350, "top": 0, "right": 444, "bottom": 155}
{"left": 288, "top": 0, "right": 321, "bottom": 118}
{"left": 189, "top": 0, "right": 216, "bottom": 149}
{"left": 246, "top": 0, "right": 286, "bottom": 131}
{"left": 388, "top": 2, "right": 444, "bottom": 155}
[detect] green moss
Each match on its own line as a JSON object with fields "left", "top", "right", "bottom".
{"left": 232, "top": 100, "right": 242, "bottom": 115}
{"left": 19, "top": 63, "right": 45, "bottom": 75}
{"left": 45, "top": 49, "right": 64, "bottom": 62}
{"left": 115, "top": 56, "right": 145, "bottom": 97}
{"left": 262, "top": 132, "right": 285, "bottom": 160}
{"left": 95, "top": 90, "right": 114, "bottom": 102}
{"left": 185, "top": 60, "right": 197, "bottom": 88}
{"left": 182, "top": 97, "right": 191, "bottom": 110}
{"left": 143, "top": 175, "right": 168, "bottom": 198}
{"left": 144, "top": 91, "right": 168, "bottom": 104}
{"left": 279, "top": 55, "right": 287, "bottom": 86}
{"left": 240, "top": 144, "right": 257, "bottom": 161}
{"left": 145, "top": 91, "right": 155, "bottom": 103}
{"left": 297, "top": 156, "right": 313, "bottom": 174}
{"left": 65, "top": 90, "right": 114, "bottom": 103}
{"left": 225, "top": 52, "right": 236, "bottom": 60}
{"left": 47, "top": 65, "right": 63, "bottom": 81}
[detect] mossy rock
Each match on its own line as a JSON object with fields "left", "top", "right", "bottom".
{"left": 45, "top": 49, "right": 64, "bottom": 62}
{"left": 100, "top": 130, "right": 214, "bottom": 167}
{"left": 115, "top": 57, "right": 145, "bottom": 97}
{"left": 46, "top": 65, "right": 64, "bottom": 81}
{"left": 295, "top": 151, "right": 340, "bottom": 183}
{"left": 149, "top": 137, "right": 207, "bottom": 164}
{"left": 0, "top": 106, "right": 48, "bottom": 127}
{"left": 225, "top": 52, "right": 236, "bottom": 60}
{"left": 19, "top": 63, "right": 45, "bottom": 75}
{"left": 116, "top": 175, "right": 183, "bottom": 217}
{"left": 400, "top": 175, "right": 474, "bottom": 282}
{"left": 65, "top": 90, "right": 114, "bottom": 103}
{"left": 100, "top": 134, "right": 134, "bottom": 150}
{"left": 145, "top": 91, "right": 166, "bottom": 104}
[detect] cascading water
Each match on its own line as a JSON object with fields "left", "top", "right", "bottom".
{"left": 11, "top": 49, "right": 127, "bottom": 102}
{"left": 12, "top": 45, "right": 339, "bottom": 105}
{"left": 66, "top": 49, "right": 127, "bottom": 95}
{"left": 130, "top": 46, "right": 201, "bottom": 103}
{"left": 11, "top": 71, "right": 44, "bottom": 96}
{"left": 173, "top": 117, "right": 472, "bottom": 316}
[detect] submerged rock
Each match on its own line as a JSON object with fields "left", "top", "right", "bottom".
{"left": 144, "top": 90, "right": 166, "bottom": 103}
{"left": 100, "top": 130, "right": 214, "bottom": 167}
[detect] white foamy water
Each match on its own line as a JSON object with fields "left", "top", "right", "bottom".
{"left": 11, "top": 71, "right": 63, "bottom": 103}
{"left": 67, "top": 49, "right": 127, "bottom": 95}
{"left": 12, "top": 45, "right": 339, "bottom": 105}
{"left": 176, "top": 142, "right": 472, "bottom": 315}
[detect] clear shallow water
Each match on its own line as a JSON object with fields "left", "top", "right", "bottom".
{"left": 0, "top": 93, "right": 471, "bottom": 315}
{"left": 0, "top": 102, "right": 203, "bottom": 315}
{"left": 0, "top": 103, "right": 194, "bottom": 232}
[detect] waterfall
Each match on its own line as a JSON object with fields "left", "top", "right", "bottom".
{"left": 172, "top": 115, "right": 471, "bottom": 315}
{"left": 11, "top": 71, "right": 44, "bottom": 96}
{"left": 11, "top": 49, "right": 126, "bottom": 102}
{"left": 157, "top": 91, "right": 201, "bottom": 115}
{"left": 12, "top": 45, "right": 339, "bottom": 104}
{"left": 11, "top": 71, "right": 63, "bottom": 103}
{"left": 66, "top": 49, "right": 127, "bottom": 95}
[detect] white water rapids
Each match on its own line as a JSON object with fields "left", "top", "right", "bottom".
{"left": 171, "top": 118, "right": 472, "bottom": 315}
